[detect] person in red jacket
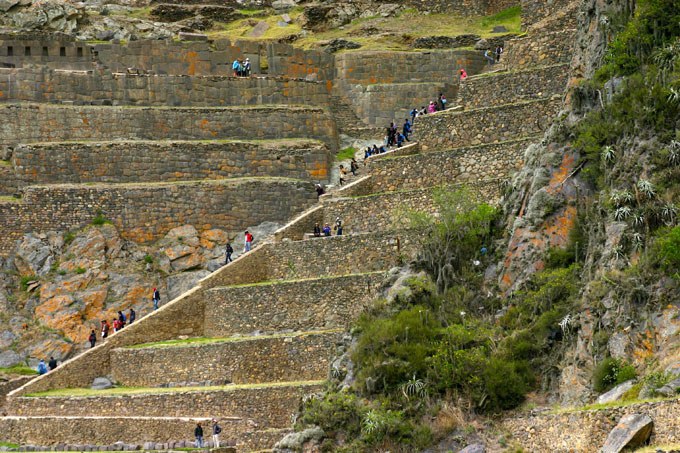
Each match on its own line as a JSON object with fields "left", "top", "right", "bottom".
{"left": 244, "top": 230, "right": 253, "bottom": 253}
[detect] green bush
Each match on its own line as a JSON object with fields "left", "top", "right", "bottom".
{"left": 656, "top": 226, "right": 680, "bottom": 277}
{"left": 143, "top": 254, "right": 154, "bottom": 264}
{"left": 74, "top": 267, "right": 86, "bottom": 275}
{"left": 62, "top": 231, "right": 75, "bottom": 245}
{"left": 593, "top": 357, "right": 637, "bottom": 392}
{"left": 91, "top": 214, "right": 110, "bottom": 226}
{"left": 20, "top": 275, "right": 38, "bottom": 291}
{"left": 483, "top": 359, "right": 529, "bottom": 412}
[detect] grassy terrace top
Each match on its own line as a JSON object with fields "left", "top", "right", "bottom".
{"left": 0, "top": 196, "right": 23, "bottom": 204}
{"left": 123, "top": 329, "right": 343, "bottom": 350}
{"left": 200, "top": 6, "right": 520, "bottom": 52}
{"left": 425, "top": 95, "right": 561, "bottom": 117}
{"left": 25, "top": 380, "right": 324, "bottom": 398}
{"left": 211, "top": 270, "right": 386, "bottom": 290}
{"left": 21, "top": 138, "right": 326, "bottom": 148}
{"left": 24, "top": 176, "right": 310, "bottom": 190}
{"left": 548, "top": 395, "right": 680, "bottom": 414}
{"left": 464, "top": 62, "right": 570, "bottom": 80}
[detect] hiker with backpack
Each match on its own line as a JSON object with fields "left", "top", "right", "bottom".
{"left": 244, "top": 230, "right": 253, "bottom": 253}
{"left": 438, "top": 93, "right": 447, "bottom": 111}
{"left": 101, "top": 320, "right": 110, "bottom": 339}
{"left": 37, "top": 359, "right": 47, "bottom": 375}
{"left": 212, "top": 419, "right": 222, "bottom": 448}
{"left": 334, "top": 217, "right": 343, "bottom": 236}
{"left": 225, "top": 243, "right": 234, "bottom": 264}
{"left": 118, "top": 310, "right": 126, "bottom": 328}
{"left": 403, "top": 119, "right": 411, "bottom": 141}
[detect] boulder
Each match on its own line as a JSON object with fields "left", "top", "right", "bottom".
{"left": 655, "top": 376, "right": 680, "bottom": 397}
{"left": 0, "top": 0, "right": 19, "bottom": 13}
{"left": 597, "top": 380, "right": 635, "bottom": 404}
{"left": 178, "top": 32, "right": 208, "bottom": 41}
{"left": 166, "top": 270, "right": 210, "bottom": 301}
{"left": 322, "top": 38, "right": 361, "bottom": 53}
{"left": 272, "top": 0, "right": 296, "bottom": 11}
{"left": 0, "top": 330, "right": 16, "bottom": 349}
{"left": 91, "top": 377, "right": 113, "bottom": 390}
{"left": 274, "top": 426, "right": 324, "bottom": 450}
{"left": 665, "top": 361, "right": 680, "bottom": 377}
{"left": 0, "top": 350, "right": 23, "bottom": 368}
{"left": 474, "top": 38, "right": 489, "bottom": 50}
{"left": 599, "top": 413, "right": 653, "bottom": 453}
{"left": 15, "top": 235, "right": 52, "bottom": 277}
{"left": 249, "top": 20, "right": 270, "bottom": 38}
{"left": 459, "top": 444, "right": 485, "bottom": 453}
{"left": 491, "top": 25, "right": 508, "bottom": 33}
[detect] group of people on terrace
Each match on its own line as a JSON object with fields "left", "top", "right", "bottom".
{"left": 484, "top": 46, "right": 504, "bottom": 65}
{"left": 232, "top": 58, "right": 251, "bottom": 77}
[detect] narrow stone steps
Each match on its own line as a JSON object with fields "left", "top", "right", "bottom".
{"left": 110, "top": 330, "right": 343, "bottom": 387}
{"left": 205, "top": 272, "right": 385, "bottom": 336}
{"left": 6, "top": 381, "right": 324, "bottom": 428}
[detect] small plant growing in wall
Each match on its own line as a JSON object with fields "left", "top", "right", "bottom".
{"left": 143, "top": 254, "right": 154, "bottom": 264}
{"left": 74, "top": 267, "right": 86, "bottom": 275}
{"left": 91, "top": 210, "right": 111, "bottom": 226}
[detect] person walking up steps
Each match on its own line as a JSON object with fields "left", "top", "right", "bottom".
{"left": 129, "top": 308, "right": 136, "bottom": 324}
{"left": 89, "top": 329, "right": 97, "bottom": 348}
{"left": 334, "top": 217, "right": 343, "bottom": 236}
{"left": 224, "top": 243, "right": 233, "bottom": 264}
{"left": 212, "top": 419, "right": 222, "bottom": 448}
{"left": 152, "top": 287, "right": 161, "bottom": 311}
{"left": 48, "top": 356, "right": 57, "bottom": 371}
{"left": 101, "top": 319, "right": 110, "bottom": 339}
{"left": 194, "top": 422, "right": 204, "bottom": 448}
{"left": 244, "top": 230, "right": 253, "bottom": 253}
{"left": 37, "top": 359, "right": 47, "bottom": 375}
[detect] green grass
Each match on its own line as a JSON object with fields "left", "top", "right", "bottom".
{"left": 26, "top": 380, "right": 324, "bottom": 398}
{"left": 0, "top": 195, "right": 22, "bottom": 203}
{"left": 336, "top": 147, "right": 357, "bottom": 161}
{"left": 480, "top": 5, "right": 520, "bottom": 27}
{"left": 0, "top": 442, "right": 19, "bottom": 449}
{"left": 238, "top": 8, "right": 266, "bottom": 15}
{"left": 125, "top": 329, "right": 343, "bottom": 349}
{"left": 0, "top": 159, "right": 11, "bottom": 166}
{"left": 636, "top": 444, "right": 680, "bottom": 453}
{"left": 218, "top": 270, "right": 385, "bottom": 289}
{"left": 125, "top": 6, "right": 153, "bottom": 19}
{"left": 551, "top": 395, "right": 676, "bottom": 414}
{"left": 0, "top": 365, "right": 38, "bottom": 376}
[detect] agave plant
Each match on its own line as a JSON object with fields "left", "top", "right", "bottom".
{"left": 613, "top": 206, "right": 632, "bottom": 220}
{"left": 637, "top": 179, "right": 656, "bottom": 198}
{"left": 362, "top": 410, "right": 383, "bottom": 435}
{"left": 661, "top": 203, "right": 678, "bottom": 225}
{"left": 611, "top": 246, "right": 625, "bottom": 260}
{"left": 601, "top": 145, "right": 616, "bottom": 164}
{"left": 668, "top": 87, "right": 680, "bottom": 104}
{"left": 631, "top": 232, "right": 644, "bottom": 250}
{"left": 667, "top": 141, "right": 680, "bottom": 165}
{"left": 559, "top": 314, "right": 572, "bottom": 337}
{"left": 402, "top": 374, "right": 426, "bottom": 400}
{"left": 632, "top": 211, "right": 645, "bottom": 228}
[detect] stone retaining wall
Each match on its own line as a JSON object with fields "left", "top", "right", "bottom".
{"left": 0, "top": 376, "right": 35, "bottom": 409}
{"left": 267, "top": 43, "right": 334, "bottom": 82}
{"left": 11, "top": 140, "right": 330, "bottom": 186}
{"left": 202, "top": 230, "right": 420, "bottom": 288}
{"left": 503, "top": 30, "right": 575, "bottom": 70}
{"left": 521, "top": 0, "right": 575, "bottom": 29}
{"left": 0, "top": 162, "right": 20, "bottom": 196}
{"left": 0, "top": 416, "right": 248, "bottom": 446}
{"left": 0, "top": 104, "right": 338, "bottom": 151}
{"left": 415, "top": 96, "right": 562, "bottom": 150}
{"left": 204, "top": 273, "right": 385, "bottom": 336}
{"left": 111, "top": 332, "right": 341, "bottom": 387}
{"left": 504, "top": 399, "right": 680, "bottom": 451}
{"left": 458, "top": 64, "right": 568, "bottom": 108}
{"left": 0, "top": 68, "right": 330, "bottom": 107}
{"left": 389, "top": 0, "right": 518, "bottom": 17}
{"left": 0, "top": 179, "right": 316, "bottom": 256}
{"left": 347, "top": 138, "right": 532, "bottom": 196}
{"left": 8, "top": 383, "right": 323, "bottom": 427}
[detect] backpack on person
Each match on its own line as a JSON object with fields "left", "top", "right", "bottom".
{"left": 215, "top": 425, "right": 222, "bottom": 434}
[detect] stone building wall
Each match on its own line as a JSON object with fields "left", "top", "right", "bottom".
{"left": 0, "top": 179, "right": 316, "bottom": 255}
{"left": 0, "top": 162, "right": 20, "bottom": 196}
{"left": 458, "top": 63, "right": 569, "bottom": 109}
{"left": 393, "top": 0, "right": 518, "bottom": 16}
{"left": 504, "top": 399, "right": 680, "bottom": 451}
{"left": 0, "top": 104, "right": 338, "bottom": 151}
{"left": 204, "top": 272, "right": 385, "bottom": 336}
{"left": 0, "top": 68, "right": 330, "bottom": 107}
{"left": 415, "top": 96, "right": 562, "bottom": 150}
{"left": 11, "top": 140, "right": 331, "bottom": 186}
{"left": 8, "top": 383, "right": 323, "bottom": 427}
{"left": 0, "top": 376, "right": 34, "bottom": 409}
{"left": 346, "top": 138, "right": 532, "bottom": 195}
{"left": 0, "top": 34, "right": 93, "bottom": 71}
{"left": 267, "top": 43, "right": 334, "bottom": 83}
{"left": 503, "top": 30, "right": 576, "bottom": 70}
{"left": 111, "top": 331, "right": 341, "bottom": 387}
{"left": 521, "top": 0, "right": 576, "bottom": 30}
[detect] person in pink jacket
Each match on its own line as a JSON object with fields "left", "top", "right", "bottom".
{"left": 428, "top": 101, "right": 436, "bottom": 113}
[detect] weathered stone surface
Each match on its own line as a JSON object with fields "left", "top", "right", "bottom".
{"left": 274, "top": 426, "right": 324, "bottom": 450}
{"left": 0, "top": 350, "right": 23, "bottom": 368}
{"left": 166, "top": 270, "right": 210, "bottom": 301}
{"left": 15, "top": 235, "right": 52, "bottom": 277}
{"left": 322, "top": 38, "right": 361, "bottom": 53}
{"left": 249, "top": 21, "right": 270, "bottom": 38}
{"left": 599, "top": 414, "right": 653, "bottom": 453}
{"left": 597, "top": 380, "right": 635, "bottom": 404}
{"left": 90, "top": 377, "right": 113, "bottom": 390}
{"left": 656, "top": 377, "right": 680, "bottom": 397}
{"left": 459, "top": 444, "right": 485, "bottom": 453}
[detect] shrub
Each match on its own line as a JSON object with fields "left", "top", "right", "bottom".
{"left": 483, "top": 359, "right": 529, "bottom": 412}
{"left": 20, "top": 275, "right": 38, "bottom": 291}
{"left": 593, "top": 357, "right": 637, "bottom": 392}
{"left": 143, "top": 254, "right": 154, "bottom": 264}
{"left": 74, "top": 267, "right": 86, "bottom": 275}
{"left": 655, "top": 226, "right": 680, "bottom": 277}
{"left": 91, "top": 214, "right": 110, "bottom": 226}
{"left": 62, "top": 231, "right": 75, "bottom": 245}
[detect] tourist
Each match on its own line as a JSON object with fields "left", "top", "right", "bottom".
{"left": 315, "top": 184, "right": 325, "bottom": 198}
{"left": 484, "top": 48, "right": 494, "bottom": 65}
{"left": 439, "top": 93, "right": 447, "bottom": 110}
{"left": 212, "top": 419, "right": 222, "bottom": 448}
{"left": 421, "top": 106, "right": 427, "bottom": 116}
{"left": 396, "top": 132, "right": 404, "bottom": 147}
{"left": 37, "top": 359, "right": 47, "bottom": 375}
{"left": 495, "top": 46, "right": 503, "bottom": 63}
{"left": 129, "top": 308, "right": 136, "bottom": 324}
{"left": 403, "top": 119, "right": 411, "bottom": 141}
{"left": 244, "top": 58, "right": 251, "bottom": 76}
{"left": 372, "top": 145, "right": 379, "bottom": 156}
{"left": 232, "top": 59, "right": 240, "bottom": 77}
{"left": 459, "top": 68, "right": 468, "bottom": 81}
{"left": 350, "top": 158, "right": 358, "bottom": 176}
{"left": 89, "top": 329, "right": 97, "bottom": 348}
{"left": 334, "top": 217, "right": 343, "bottom": 236}
{"left": 313, "top": 222, "right": 321, "bottom": 237}
{"left": 48, "top": 356, "right": 57, "bottom": 371}
{"left": 338, "top": 165, "right": 346, "bottom": 186}
{"left": 364, "top": 147, "right": 371, "bottom": 159}
{"left": 385, "top": 124, "right": 394, "bottom": 147}
{"left": 118, "top": 310, "right": 126, "bottom": 328}
{"left": 410, "top": 107, "right": 417, "bottom": 123}
{"left": 101, "top": 320, "right": 110, "bottom": 339}
{"left": 194, "top": 422, "right": 204, "bottom": 448}
{"left": 244, "top": 230, "right": 253, "bottom": 253}
{"left": 428, "top": 101, "right": 436, "bottom": 113}
{"left": 112, "top": 318, "right": 120, "bottom": 333}
{"left": 379, "top": 145, "right": 387, "bottom": 154}
{"left": 224, "top": 243, "right": 234, "bottom": 264}
{"left": 322, "top": 223, "right": 331, "bottom": 236}
{"left": 152, "top": 287, "right": 161, "bottom": 310}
